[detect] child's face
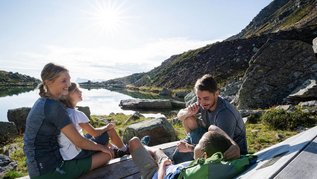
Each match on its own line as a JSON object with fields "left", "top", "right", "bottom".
{"left": 69, "top": 87, "right": 82, "bottom": 104}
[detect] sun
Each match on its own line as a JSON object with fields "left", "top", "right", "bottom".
{"left": 85, "top": 0, "right": 129, "bottom": 36}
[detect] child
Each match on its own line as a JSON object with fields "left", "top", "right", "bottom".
{"left": 58, "top": 82, "right": 128, "bottom": 160}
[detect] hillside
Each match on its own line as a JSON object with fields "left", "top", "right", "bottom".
{"left": 96, "top": 0, "right": 317, "bottom": 109}
{"left": 0, "top": 70, "right": 40, "bottom": 86}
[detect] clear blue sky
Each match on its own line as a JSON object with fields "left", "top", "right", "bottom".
{"left": 0, "top": 0, "right": 272, "bottom": 82}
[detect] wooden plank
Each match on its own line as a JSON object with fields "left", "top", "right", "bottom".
{"left": 274, "top": 136, "right": 317, "bottom": 179}
{"left": 79, "top": 141, "right": 179, "bottom": 179}
{"left": 237, "top": 126, "right": 317, "bottom": 179}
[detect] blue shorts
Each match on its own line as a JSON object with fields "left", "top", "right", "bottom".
{"left": 185, "top": 127, "right": 207, "bottom": 145}
{"left": 74, "top": 132, "right": 109, "bottom": 159}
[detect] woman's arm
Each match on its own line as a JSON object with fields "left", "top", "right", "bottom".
{"left": 61, "top": 123, "right": 112, "bottom": 157}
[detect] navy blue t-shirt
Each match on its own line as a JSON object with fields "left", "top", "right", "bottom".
{"left": 23, "top": 97, "right": 72, "bottom": 177}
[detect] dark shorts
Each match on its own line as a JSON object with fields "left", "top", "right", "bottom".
{"left": 31, "top": 157, "right": 91, "bottom": 179}
{"left": 185, "top": 127, "right": 207, "bottom": 144}
{"left": 74, "top": 132, "right": 109, "bottom": 160}
{"left": 173, "top": 127, "right": 207, "bottom": 164}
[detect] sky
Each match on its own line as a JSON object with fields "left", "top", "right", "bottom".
{"left": 0, "top": 0, "right": 272, "bottom": 82}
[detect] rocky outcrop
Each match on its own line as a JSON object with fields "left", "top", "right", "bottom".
{"left": 286, "top": 79, "right": 317, "bottom": 104}
{"left": 122, "top": 117, "right": 177, "bottom": 145}
{"left": 119, "top": 99, "right": 185, "bottom": 110}
{"left": 0, "top": 154, "right": 17, "bottom": 178}
{"left": 236, "top": 39, "right": 317, "bottom": 109}
{"left": 7, "top": 107, "right": 31, "bottom": 134}
{"left": 0, "top": 122, "right": 18, "bottom": 145}
{"left": 0, "top": 70, "right": 40, "bottom": 87}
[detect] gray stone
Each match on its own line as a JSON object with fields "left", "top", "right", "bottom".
{"left": 7, "top": 107, "right": 31, "bottom": 134}
{"left": 236, "top": 39, "right": 317, "bottom": 109}
{"left": 122, "top": 117, "right": 177, "bottom": 145}
{"left": 0, "top": 122, "right": 18, "bottom": 145}
{"left": 159, "top": 88, "right": 172, "bottom": 96}
{"left": 77, "top": 106, "right": 91, "bottom": 119}
{"left": 120, "top": 99, "right": 177, "bottom": 110}
{"left": 313, "top": 37, "right": 317, "bottom": 53}
{"left": 0, "top": 154, "right": 17, "bottom": 178}
{"left": 286, "top": 79, "right": 317, "bottom": 104}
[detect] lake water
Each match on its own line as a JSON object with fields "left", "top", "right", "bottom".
{"left": 0, "top": 87, "right": 167, "bottom": 122}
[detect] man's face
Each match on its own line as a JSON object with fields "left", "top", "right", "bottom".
{"left": 196, "top": 90, "right": 219, "bottom": 111}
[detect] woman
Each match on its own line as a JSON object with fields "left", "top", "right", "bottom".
{"left": 23, "top": 63, "right": 113, "bottom": 179}
{"left": 58, "top": 82, "right": 129, "bottom": 161}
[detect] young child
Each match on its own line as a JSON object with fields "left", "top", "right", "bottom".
{"left": 129, "top": 126, "right": 233, "bottom": 179}
{"left": 58, "top": 82, "right": 129, "bottom": 160}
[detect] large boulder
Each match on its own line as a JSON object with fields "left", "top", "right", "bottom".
{"left": 77, "top": 106, "right": 91, "bottom": 119}
{"left": 122, "top": 117, "right": 177, "bottom": 146}
{"left": 119, "top": 99, "right": 185, "bottom": 110}
{"left": 0, "top": 122, "right": 18, "bottom": 146}
{"left": 236, "top": 39, "right": 317, "bottom": 109}
{"left": 7, "top": 107, "right": 31, "bottom": 134}
{"left": 286, "top": 79, "right": 317, "bottom": 104}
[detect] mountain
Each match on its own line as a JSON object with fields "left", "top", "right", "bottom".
{"left": 99, "top": 0, "right": 317, "bottom": 109}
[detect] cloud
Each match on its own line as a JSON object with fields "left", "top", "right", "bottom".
{"left": 0, "top": 37, "right": 221, "bottom": 81}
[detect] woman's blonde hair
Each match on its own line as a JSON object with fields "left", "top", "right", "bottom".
{"left": 39, "top": 63, "right": 68, "bottom": 97}
{"left": 60, "top": 82, "right": 79, "bottom": 108}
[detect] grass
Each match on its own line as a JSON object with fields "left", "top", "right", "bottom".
{"left": 2, "top": 111, "right": 315, "bottom": 178}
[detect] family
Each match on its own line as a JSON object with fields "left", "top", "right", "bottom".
{"left": 23, "top": 63, "right": 247, "bottom": 179}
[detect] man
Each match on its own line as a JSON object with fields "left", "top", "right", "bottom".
{"left": 129, "top": 126, "right": 233, "bottom": 179}
{"left": 174, "top": 74, "right": 247, "bottom": 163}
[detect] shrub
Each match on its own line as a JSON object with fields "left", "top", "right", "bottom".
{"left": 261, "top": 108, "right": 316, "bottom": 130}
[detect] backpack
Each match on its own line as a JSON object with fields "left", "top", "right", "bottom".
{"left": 177, "top": 152, "right": 257, "bottom": 179}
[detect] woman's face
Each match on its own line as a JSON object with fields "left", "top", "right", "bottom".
{"left": 46, "top": 71, "right": 71, "bottom": 99}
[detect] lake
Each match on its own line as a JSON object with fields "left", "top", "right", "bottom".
{"left": 0, "top": 87, "right": 168, "bottom": 122}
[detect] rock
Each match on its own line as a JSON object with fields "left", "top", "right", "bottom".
{"left": 299, "top": 100, "right": 317, "bottom": 107}
{"left": 275, "top": 105, "right": 295, "bottom": 111}
{"left": 159, "top": 88, "right": 172, "bottom": 96}
{"left": 313, "top": 37, "right": 317, "bottom": 53}
{"left": 2, "top": 143, "right": 20, "bottom": 158}
{"left": 236, "top": 39, "right": 317, "bottom": 109}
{"left": 184, "top": 91, "right": 197, "bottom": 107}
{"left": 122, "top": 117, "right": 177, "bottom": 146}
{"left": 124, "top": 112, "right": 144, "bottom": 124}
{"left": 174, "top": 91, "right": 190, "bottom": 99}
{"left": 119, "top": 99, "right": 184, "bottom": 110}
{"left": 0, "top": 122, "right": 18, "bottom": 145}
{"left": 77, "top": 106, "right": 91, "bottom": 119}
{"left": 7, "top": 107, "right": 31, "bottom": 134}
{"left": 275, "top": 133, "right": 284, "bottom": 140}
{"left": 286, "top": 79, "right": 317, "bottom": 104}
{"left": 0, "top": 154, "right": 17, "bottom": 178}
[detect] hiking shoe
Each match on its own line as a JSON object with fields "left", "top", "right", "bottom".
{"left": 141, "top": 135, "right": 151, "bottom": 146}
{"left": 113, "top": 147, "right": 130, "bottom": 158}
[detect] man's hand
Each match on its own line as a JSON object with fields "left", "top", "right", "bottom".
{"left": 224, "top": 144, "right": 240, "bottom": 160}
{"left": 187, "top": 102, "right": 200, "bottom": 116}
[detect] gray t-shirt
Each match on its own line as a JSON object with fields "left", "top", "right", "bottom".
{"left": 199, "top": 97, "right": 248, "bottom": 154}
{"left": 23, "top": 97, "right": 72, "bottom": 177}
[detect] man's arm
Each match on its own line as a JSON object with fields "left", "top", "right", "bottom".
{"left": 177, "top": 102, "right": 200, "bottom": 133}
{"left": 158, "top": 158, "right": 172, "bottom": 179}
{"left": 208, "top": 125, "right": 240, "bottom": 160}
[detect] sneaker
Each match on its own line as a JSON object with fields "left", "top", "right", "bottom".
{"left": 141, "top": 135, "right": 151, "bottom": 146}
{"left": 113, "top": 147, "right": 130, "bottom": 158}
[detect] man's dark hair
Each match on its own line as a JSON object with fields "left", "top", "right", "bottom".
{"left": 194, "top": 74, "right": 218, "bottom": 93}
{"left": 201, "top": 131, "right": 232, "bottom": 157}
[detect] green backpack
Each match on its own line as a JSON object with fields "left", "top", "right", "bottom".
{"left": 177, "top": 152, "right": 257, "bottom": 179}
